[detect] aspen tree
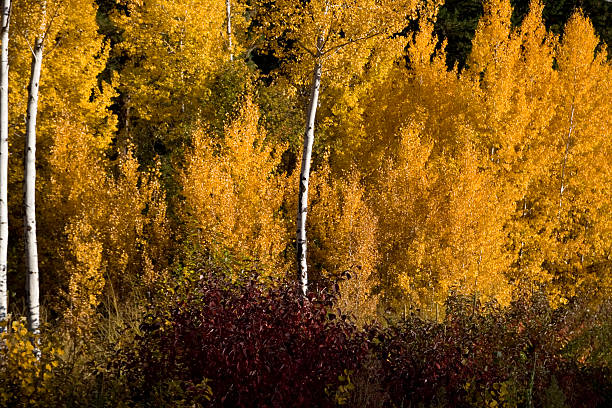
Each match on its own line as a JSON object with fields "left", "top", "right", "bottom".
{"left": 317, "top": 30, "right": 409, "bottom": 174}
{"left": 367, "top": 0, "right": 551, "bottom": 307}
{"left": 458, "top": 1, "right": 611, "bottom": 303}
{"left": 538, "top": 11, "right": 611, "bottom": 301}
{"left": 226, "top": 0, "right": 232, "bottom": 61}
{"left": 309, "top": 162, "right": 379, "bottom": 324}
{"left": 113, "top": 0, "right": 227, "bottom": 159}
{"left": 511, "top": 4, "right": 560, "bottom": 290}
{"left": 372, "top": 118, "right": 439, "bottom": 307}
{"left": 23, "top": 0, "right": 48, "bottom": 334}
{"left": 0, "top": 0, "right": 10, "bottom": 324}
{"left": 257, "top": 0, "right": 419, "bottom": 294}
{"left": 8, "top": 0, "right": 121, "bottom": 325}
{"left": 365, "top": 1, "right": 481, "bottom": 307}
{"left": 464, "top": 0, "right": 558, "bottom": 292}
{"left": 181, "top": 98, "right": 289, "bottom": 279}
{"left": 50, "top": 130, "right": 168, "bottom": 334}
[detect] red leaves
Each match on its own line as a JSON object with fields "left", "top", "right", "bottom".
{"left": 130, "top": 272, "right": 366, "bottom": 407}
{"left": 123, "top": 280, "right": 610, "bottom": 407}
{"left": 370, "top": 294, "right": 611, "bottom": 407}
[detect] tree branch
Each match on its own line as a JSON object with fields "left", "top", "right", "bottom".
{"left": 321, "top": 29, "right": 383, "bottom": 56}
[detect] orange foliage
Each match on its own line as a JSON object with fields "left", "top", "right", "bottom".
{"left": 309, "top": 162, "right": 379, "bottom": 324}
{"left": 363, "top": 0, "right": 611, "bottom": 309}
{"left": 48, "top": 118, "right": 169, "bottom": 332}
{"left": 181, "top": 98, "right": 289, "bottom": 279}
{"left": 0, "top": 0, "right": 608, "bottom": 329}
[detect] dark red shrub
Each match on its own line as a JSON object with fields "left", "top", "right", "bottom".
{"left": 369, "top": 294, "right": 611, "bottom": 408}
{"left": 127, "top": 272, "right": 367, "bottom": 407}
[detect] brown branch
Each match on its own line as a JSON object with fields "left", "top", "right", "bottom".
{"left": 321, "top": 29, "right": 383, "bottom": 56}
{"left": 295, "top": 38, "right": 316, "bottom": 58}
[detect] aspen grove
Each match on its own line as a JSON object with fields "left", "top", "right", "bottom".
{"left": 0, "top": 0, "right": 610, "bottom": 406}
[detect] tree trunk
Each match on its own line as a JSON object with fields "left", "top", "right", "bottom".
{"left": 0, "top": 0, "right": 10, "bottom": 324}
{"left": 226, "top": 0, "right": 233, "bottom": 61}
{"left": 296, "top": 60, "right": 322, "bottom": 295}
{"left": 24, "top": 37, "right": 43, "bottom": 334}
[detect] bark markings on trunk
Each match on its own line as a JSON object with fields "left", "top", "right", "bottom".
{"left": 24, "top": 36, "right": 44, "bottom": 335}
{"left": 0, "top": 0, "right": 10, "bottom": 324}
{"left": 226, "top": 0, "right": 232, "bottom": 61}
{"left": 296, "top": 60, "right": 322, "bottom": 295}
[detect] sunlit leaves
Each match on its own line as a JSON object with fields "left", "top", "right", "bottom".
{"left": 113, "top": 0, "right": 228, "bottom": 154}
{"left": 309, "top": 162, "right": 379, "bottom": 325}
{"left": 181, "top": 98, "right": 289, "bottom": 279}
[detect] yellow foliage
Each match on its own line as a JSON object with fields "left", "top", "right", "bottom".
{"left": 372, "top": 115, "right": 512, "bottom": 308}
{"left": 523, "top": 10, "right": 612, "bottom": 301}
{"left": 361, "top": 0, "right": 611, "bottom": 310}
{"left": 181, "top": 98, "right": 289, "bottom": 279}
{"left": 113, "top": 0, "right": 229, "bottom": 148}
{"left": 363, "top": 3, "right": 517, "bottom": 308}
{"left": 10, "top": 0, "right": 116, "bottom": 150}
{"left": 46, "top": 117, "right": 169, "bottom": 334}
{"left": 257, "top": 0, "right": 418, "bottom": 81}
{"left": 256, "top": 0, "right": 420, "bottom": 173}
{"left": 0, "top": 0, "right": 608, "bottom": 329}
{"left": 65, "top": 221, "right": 104, "bottom": 336}
{"left": 466, "top": 3, "right": 611, "bottom": 302}
{"left": 3, "top": 0, "right": 172, "bottom": 330}
{"left": 309, "top": 162, "right": 379, "bottom": 325}
{"left": 0, "top": 319, "right": 60, "bottom": 407}
{"left": 5, "top": 0, "right": 126, "bottom": 321}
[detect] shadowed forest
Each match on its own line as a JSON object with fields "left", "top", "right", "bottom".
{"left": 0, "top": 0, "right": 610, "bottom": 406}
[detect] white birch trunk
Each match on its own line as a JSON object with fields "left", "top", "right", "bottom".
{"left": 24, "top": 37, "right": 43, "bottom": 335}
{"left": 0, "top": 0, "right": 10, "bottom": 324}
{"left": 296, "top": 61, "right": 322, "bottom": 295}
{"left": 226, "top": 0, "right": 233, "bottom": 61}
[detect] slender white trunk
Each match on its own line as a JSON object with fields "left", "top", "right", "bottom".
{"left": 296, "top": 61, "right": 322, "bottom": 295}
{"left": 226, "top": 0, "right": 233, "bottom": 61}
{"left": 518, "top": 197, "right": 526, "bottom": 269}
{"left": 0, "top": 0, "right": 10, "bottom": 324}
{"left": 24, "top": 37, "right": 43, "bottom": 335}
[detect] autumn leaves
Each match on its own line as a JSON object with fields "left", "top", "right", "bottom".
{"left": 0, "top": 0, "right": 609, "bottom": 335}
{"left": 159, "top": 0, "right": 612, "bottom": 317}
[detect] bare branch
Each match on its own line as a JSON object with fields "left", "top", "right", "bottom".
{"left": 321, "top": 29, "right": 383, "bottom": 56}
{"left": 295, "top": 39, "right": 316, "bottom": 58}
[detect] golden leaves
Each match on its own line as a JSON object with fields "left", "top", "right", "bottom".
{"left": 309, "top": 162, "right": 379, "bottom": 325}
{"left": 114, "top": 0, "right": 227, "bottom": 134}
{"left": 0, "top": 319, "right": 61, "bottom": 406}
{"left": 364, "top": 0, "right": 612, "bottom": 308}
{"left": 1, "top": 0, "right": 609, "bottom": 329}
{"left": 256, "top": 0, "right": 418, "bottom": 85}
{"left": 46, "top": 118, "right": 169, "bottom": 334}
{"left": 182, "top": 98, "right": 289, "bottom": 279}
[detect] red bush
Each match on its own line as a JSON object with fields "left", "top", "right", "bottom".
{"left": 370, "top": 294, "right": 611, "bottom": 407}
{"left": 128, "top": 273, "right": 367, "bottom": 407}
{"left": 122, "top": 278, "right": 610, "bottom": 407}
